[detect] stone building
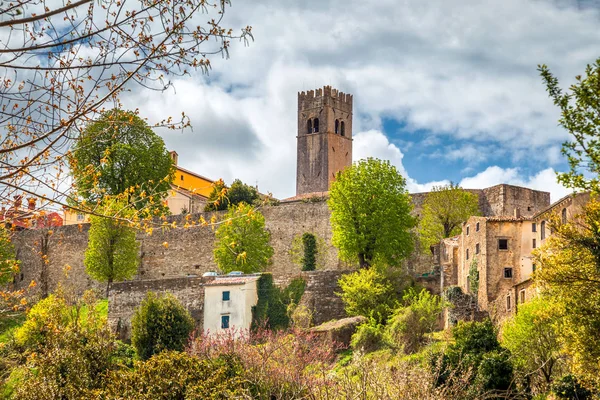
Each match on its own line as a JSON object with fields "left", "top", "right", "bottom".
{"left": 296, "top": 86, "right": 353, "bottom": 196}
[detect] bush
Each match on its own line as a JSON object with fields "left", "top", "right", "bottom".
{"left": 338, "top": 267, "right": 399, "bottom": 324}
{"left": 102, "top": 351, "right": 246, "bottom": 399}
{"left": 251, "top": 274, "right": 306, "bottom": 331}
{"left": 14, "top": 294, "right": 69, "bottom": 349}
{"left": 552, "top": 375, "right": 592, "bottom": 400}
{"left": 475, "top": 350, "right": 514, "bottom": 392}
{"left": 131, "top": 292, "right": 195, "bottom": 361}
{"left": 452, "top": 319, "right": 499, "bottom": 355}
{"left": 301, "top": 233, "right": 317, "bottom": 271}
{"left": 387, "top": 288, "right": 444, "bottom": 354}
{"left": 351, "top": 322, "right": 386, "bottom": 354}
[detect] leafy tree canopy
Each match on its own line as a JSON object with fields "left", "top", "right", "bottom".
{"left": 205, "top": 179, "right": 259, "bottom": 212}
{"left": 328, "top": 158, "right": 416, "bottom": 268}
{"left": 213, "top": 203, "right": 274, "bottom": 274}
{"left": 70, "top": 109, "right": 175, "bottom": 215}
{"left": 418, "top": 183, "right": 480, "bottom": 248}
{"left": 533, "top": 200, "right": 600, "bottom": 387}
{"left": 540, "top": 59, "right": 600, "bottom": 193}
{"left": 84, "top": 197, "right": 140, "bottom": 296}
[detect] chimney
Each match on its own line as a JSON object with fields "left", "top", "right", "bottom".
{"left": 13, "top": 195, "right": 22, "bottom": 210}
{"left": 27, "top": 197, "right": 36, "bottom": 211}
{"left": 169, "top": 151, "right": 178, "bottom": 166}
{"left": 514, "top": 208, "right": 520, "bottom": 218}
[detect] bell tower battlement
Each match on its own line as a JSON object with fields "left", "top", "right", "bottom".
{"left": 296, "top": 86, "right": 353, "bottom": 196}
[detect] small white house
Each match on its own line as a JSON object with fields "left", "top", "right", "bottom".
{"left": 203, "top": 275, "right": 260, "bottom": 335}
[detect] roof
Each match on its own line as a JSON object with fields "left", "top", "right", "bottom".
{"left": 485, "top": 216, "right": 532, "bottom": 222}
{"left": 281, "top": 191, "right": 329, "bottom": 203}
{"left": 170, "top": 185, "right": 209, "bottom": 200}
{"left": 204, "top": 275, "right": 261, "bottom": 286}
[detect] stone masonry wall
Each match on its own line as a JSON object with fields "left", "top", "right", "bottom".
{"left": 108, "top": 276, "right": 209, "bottom": 340}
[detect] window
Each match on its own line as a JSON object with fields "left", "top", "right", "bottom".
{"left": 341, "top": 121, "right": 345, "bottom": 136}
{"left": 504, "top": 267, "right": 513, "bottom": 279}
{"left": 506, "top": 295, "right": 512, "bottom": 311}
{"left": 476, "top": 222, "right": 480, "bottom": 232}
{"left": 475, "top": 243, "right": 480, "bottom": 254}
{"left": 307, "top": 119, "right": 312, "bottom": 134}
{"left": 519, "top": 290, "right": 526, "bottom": 304}
{"left": 532, "top": 223, "right": 536, "bottom": 232}
{"left": 313, "top": 118, "right": 319, "bottom": 132}
{"left": 541, "top": 221, "right": 546, "bottom": 240}
{"left": 532, "top": 239, "right": 536, "bottom": 249}
{"left": 527, "top": 206, "right": 532, "bottom": 212}
{"left": 335, "top": 119, "right": 339, "bottom": 134}
{"left": 498, "top": 239, "right": 508, "bottom": 250}
{"left": 562, "top": 208, "right": 567, "bottom": 224}
{"left": 466, "top": 249, "right": 469, "bottom": 260}
{"left": 76, "top": 213, "right": 85, "bottom": 221}
{"left": 222, "top": 291, "right": 230, "bottom": 301}
{"left": 180, "top": 174, "right": 184, "bottom": 181}
{"left": 221, "top": 315, "right": 230, "bottom": 329}
{"left": 532, "top": 264, "right": 536, "bottom": 272}
{"left": 466, "top": 226, "right": 470, "bottom": 235}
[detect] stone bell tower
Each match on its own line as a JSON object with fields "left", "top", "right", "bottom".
{"left": 296, "top": 86, "right": 353, "bottom": 196}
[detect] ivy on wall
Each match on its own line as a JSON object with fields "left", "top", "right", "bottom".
{"left": 251, "top": 273, "right": 306, "bottom": 330}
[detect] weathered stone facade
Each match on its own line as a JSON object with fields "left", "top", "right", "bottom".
{"left": 296, "top": 86, "right": 353, "bottom": 196}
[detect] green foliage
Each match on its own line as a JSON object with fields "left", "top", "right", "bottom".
{"left": 351, "top": 322, "right": 387, "bottom": 354}
{"left": 328, "top": 158, "right": 416, "bottom": 268}
{"left": 11, "top": 292, "right": 117, "bottom": 399}
{"left": 204, "top": 179, "right": 259, "bottom": 211}
{"left": 533, "top": 200, "right": 600, "bottom": 386}
{"left": 213, "top": 203, "right": 274, "bottom": 274}
{"left": 0, "top": 313, "right": 25, "bottom": 345}
{"left": 0, "top": 225, "right": 19, "bottom": 285}
{"left": 418, "top": 183, "right": 480, "bottom": 248}
{"left": 551, "top": 375, "right": 592, "bottom": 400}
{"left": 131, "top": 292, "right": 195, "bottom": 361}
{"left": 387, "top": 288, "right": 444, "bottom": 354}
{"left": 502, "top": 296, "right": 562, "bottom": 387}
{"left": 251, "top": 274, "right": 306, "bottom": 330}
{"left": 70, "top": 109, "right": 175, "bottom": 213}
{"left": 102, "top": 351, "right": 246, "bottom": 399}
{"left": 84, "top": 199, "right": 140, "bottom": 296}
{"left": 301, "top": 233, "right": 317, "bottom": 271}
{"left": 474, "top": 350, "right": 514, "bottom": 393}
{"left": 433, "top": 319, "right": 514, "bottom": 396}
{"left": 289, "top": 232, "right": 327, "bottom": 271}
{"left": 540, "top": 60, "right": 600, "bottom": 194}
{"left": 468, "top": 258, "right": 479, "bottom": 294}
{"left": 337, "top": 267, "right": 400, "bottom": 324}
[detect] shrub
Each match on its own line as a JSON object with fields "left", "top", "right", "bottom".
{"left": 13, "top": 294, "right": 69, "bottom": 349}
{"left": 552, "top": 375, "right": 592, "bottom": 400}
{"left": 301, "top": 233, "right": 317, "bottom": 271}
{"left": 251, "top": 274, "right": 306, "bottom": 331}
{"left": 387, "top": 288, "right": 444, "bottom": 354}
{"left": 102, "top": 351, "right": 246, "bottom": 399}
{"left": 338, "top": 267, "right": 399, "bottom": 324}
{"left": 351, "top": 322, "right": 386, "bottom": 354}
{"left": 131, "top": 292, "right": 194, "bottom": 361}
{"left": 475, "top": 350, "right": 514, "bottom": 392}
{"left": 452, "top": 319, "right": 499, "bottom": 355}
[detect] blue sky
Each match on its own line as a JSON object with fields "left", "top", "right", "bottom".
{"left": 122, "top": 0, "right": 600, "bottom": 201}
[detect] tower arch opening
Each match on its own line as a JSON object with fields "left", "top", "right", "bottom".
{"left": 313, "top": 118, "right": 319, "bottom": 133}
{"left": 335, "top": 119, "right": 339, "bottom": 134}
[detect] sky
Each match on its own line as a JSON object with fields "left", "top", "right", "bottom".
{"left": 121, "top": 0, "right": 600, "bottom": 202}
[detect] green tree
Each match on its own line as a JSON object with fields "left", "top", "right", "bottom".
{"left": 337, "top": 267, "right": 399, "bottom": 324}
{"left": 0, "top": 225, "right": 19, "bottom": 284}
{"left": 84, "top": 199, "right": 140, "bottom": 297}
{"left": 387, "top": 288, "right": 444, "bottom": 354}
{"left": 502, "top": 296, "right": 563, "bottom": 389}
{"left": 289, "top": 232, "right": 327, "bottom": 271}
{"left": 328, "top": 158, "right": 416, "bottom": 268}
{"left": 533, "top": 200, "right": 600, "bottom": 387}
{"left": 131, "top": 292, "right": 195, "bottom": 361}
{"left": 70, "top": 109, "right": 175, "bottom": 214}
{"left": 418, "top": 183, "right": 480, "bottom": 248}
{"left": 213, "top": 203, "right": 274, "bottom": 274}
{"left": 204, "top": 179, "right": 259, "bottom": 212}
{"left": 540, "top": 59, "right": 600, "bottom": 193}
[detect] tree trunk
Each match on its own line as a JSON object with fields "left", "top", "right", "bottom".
{"left": 106, "top": 277, "right": 112, "bottom": 298}
{"left": 358, "top": 253, "right": 369, "bottom": 269}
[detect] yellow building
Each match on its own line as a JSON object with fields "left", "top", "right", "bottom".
{"left": 166, "top": 151, "right": 215, "bottom": 215}
{"left": 63, "top": 151, "right": 216, "bottom": 224}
